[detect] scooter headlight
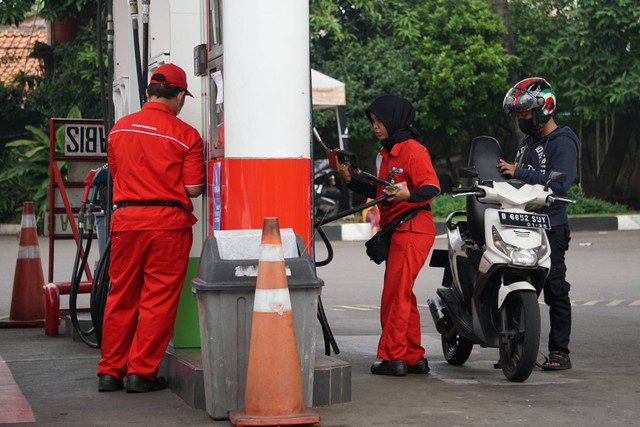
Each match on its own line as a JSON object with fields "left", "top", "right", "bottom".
{"left": 492, "top": 226, "right": 538, "bottom": 267}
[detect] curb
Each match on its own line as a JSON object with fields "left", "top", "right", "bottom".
{"left": 0, "top": 224, "right": 21, "bottom": 236}
{"left": 321, "top": 215, "right": 640, "bottom": 241}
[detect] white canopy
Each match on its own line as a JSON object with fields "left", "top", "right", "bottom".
{"left": 311, "top": 69, "right": 346, "bottom": 110}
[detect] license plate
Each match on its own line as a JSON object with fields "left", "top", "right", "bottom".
{"left": 498, "top": 211, "right": 550, "bottom": 230}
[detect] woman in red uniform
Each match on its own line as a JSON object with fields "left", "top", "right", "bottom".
{"left": 339, "top": 95, "right": 440, "bottom": 376}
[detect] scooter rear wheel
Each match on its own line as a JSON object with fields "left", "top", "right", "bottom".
{"left": 498, "top": 290, "right": 541, "bottom": 382}
{"left": 442, "top": 333, "right": 474, "bottom": 365}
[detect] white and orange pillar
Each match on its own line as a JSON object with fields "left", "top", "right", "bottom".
{"left": 217, "top": 0, "right": 312, "bottom": 248}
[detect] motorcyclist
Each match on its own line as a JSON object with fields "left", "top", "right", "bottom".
{"left": 497, "top": 77, "right": 580, "bottom": 370}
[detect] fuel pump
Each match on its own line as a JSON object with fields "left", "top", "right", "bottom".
{"left": 69, "top": 165, "right": 110, "bottom": 348}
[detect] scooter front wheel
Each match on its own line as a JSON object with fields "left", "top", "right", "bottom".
{"left": 498, "top": 290, "right": 541, "bottom": 382}
{"left": 442, "top": 333, "right": 474, "bottom": 366}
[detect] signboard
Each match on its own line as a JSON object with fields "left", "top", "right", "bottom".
{"left": 64, "top": 123, "right": 108, "bottom": 156}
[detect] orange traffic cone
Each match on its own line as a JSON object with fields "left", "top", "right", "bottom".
{"left": 0, "top": 202, "right": 45, "bottom": 327}
{"left": 229, "top": 218, "right": 320, "bottom": 427}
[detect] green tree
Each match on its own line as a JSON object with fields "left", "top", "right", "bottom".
{"left": 413, "top": 0, "right": 512, "bottom": 180}
{"left": 510, "top": 0, "right": 640, "bottom": 202}
{"left": 24, "top": 21, "right": 103, "bottom": 120}
{"left": 0, "top": 0, "right": 93, "bottom": 25}
{"left": 311, "top": 0, "right": 512, "bottom": 181}
{"left": 1, "top": 0, "right": 103, "bottom": 222}
{"left": 0, "top": 107, "right": 81, "bottom": 227}
{"left": 0, "top": 75, "right": 40, "bottom": 144}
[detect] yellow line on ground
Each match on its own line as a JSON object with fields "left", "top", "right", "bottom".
{"left": 606, "top": 300, "right": 626, "bottom": 306}
{"left": 583, "top": 300, "right": 603, "bottom": 306}
{"left": 332, "top": 305, "right": 374, "bottom": 311}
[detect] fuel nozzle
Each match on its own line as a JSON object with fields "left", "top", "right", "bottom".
{"left": 88, "top": 165, "right": 110, "bottom": 206}
{"left": 82, "top": 169, "right": 98, "bottom": 204}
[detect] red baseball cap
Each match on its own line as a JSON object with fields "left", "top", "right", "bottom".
{"left": 149, "top": 63, "right": 193, "bottom": 97}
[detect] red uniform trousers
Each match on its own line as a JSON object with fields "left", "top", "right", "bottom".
{"left": 98, "top": 228, "right": 192, "bottom": 380}
{"left": 377, "top": 223, "right": 434, "bottom": 365}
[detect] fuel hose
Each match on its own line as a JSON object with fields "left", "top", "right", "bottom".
{"left": 68, "top": 206, "right": 99, "bottom": 348}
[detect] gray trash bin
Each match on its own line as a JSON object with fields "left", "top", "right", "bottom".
{"left": 192, "top": 229, "right": 323, "bottom": 420}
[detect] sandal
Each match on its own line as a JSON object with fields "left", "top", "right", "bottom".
{"left": 540, "top": 351, "right": 572, "bottom": 371}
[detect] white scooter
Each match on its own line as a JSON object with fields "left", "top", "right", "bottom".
{"left": 428, "top": 136, "right": 574, "bottom": 382}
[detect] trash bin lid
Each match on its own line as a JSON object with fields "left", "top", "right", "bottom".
{"left": 214, "top": 228, "right": 298, "bottom": 260}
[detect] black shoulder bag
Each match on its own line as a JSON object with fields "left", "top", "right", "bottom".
{"left": 364, "top": 205, "right": 430, "bottom": 264}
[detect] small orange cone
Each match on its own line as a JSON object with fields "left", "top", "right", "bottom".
{"left": 0, "top": 202, "right": 45, "bottom": 327}
{"left": 229, "top": 218, "right": 320, "bottom": 427}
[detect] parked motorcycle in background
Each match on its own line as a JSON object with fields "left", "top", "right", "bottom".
{"left": 428, "top": 136, "right": 575, "bottom": 382}
{"left": 314, "top": 158, "right": 342, "bottom": 220}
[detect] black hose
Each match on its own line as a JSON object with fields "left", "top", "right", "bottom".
{"left": 130, "top": 0, "right": 145, "bottom": 106}
{"left": 315, "top": 194, "right": 389, "bottom": 228}
{"left": 69, "top": 206, "right": 99, "bottom": 348}
{"left": 314, "top": 226, "right": 333, "bottom": 267}
{"left": 97, "top": 0, "right": 107, "bottom": 126}
{"left": 312, "top": 195, "right": 389, "bottom": 354}
{"left": 141, "top": 0, "right": 149, "bottom": 87}
{"left": 104, "top": 0, "right": 114, "bottom": 238}
{"left": 317, "top": 296, "right": 339, "bottom": 355}
{"left": 90, "top": 238, "right": 111, "bottom": 344}
{"left": 68, "top": 207, "right": 112, "bottom": 349}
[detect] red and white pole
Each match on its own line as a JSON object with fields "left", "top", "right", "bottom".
{"left": 220, "top": 1, "right": 311, "bottom": 249}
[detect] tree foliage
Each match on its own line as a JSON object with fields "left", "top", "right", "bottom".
{"left": 24, "top": 21, "right": 103, "bottom": 120}
{"left": 510, "top": 0, "right": 640, "bottom": 201}
{"left": 412, "top": 0, "right": 512, "bottom": 174}
{"left": 310, "top": 0, "right": 640, "bottom": 204}
{"left": 0, "top": 0, "right": 102, "bottom": 222}
{"left": 0, "top": 106, "right": 81, "bottom": 226}
{"left": 311, "top": 0, "right": 512, "bottom": 178}
{"left": 0, "top": 0, "right": 92, "bottom": 25}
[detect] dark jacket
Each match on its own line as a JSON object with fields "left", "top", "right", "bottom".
{"left": 513, "top": 126, "right": 580, "bottom": 226}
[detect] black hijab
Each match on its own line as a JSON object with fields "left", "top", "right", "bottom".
{"left": 365, "top": 95, "right": 423, "bottom": 151}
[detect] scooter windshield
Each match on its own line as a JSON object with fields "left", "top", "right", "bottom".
{"left": 468, "top": 136, "right": 505, "bottom": 183}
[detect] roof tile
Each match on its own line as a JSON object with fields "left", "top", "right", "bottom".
{"left": 0, "top": 17, "right": 48, "bottom": 85}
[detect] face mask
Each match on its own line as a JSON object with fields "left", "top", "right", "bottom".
{"left": 518, "top": 118, "right": 538, "bottom": 136}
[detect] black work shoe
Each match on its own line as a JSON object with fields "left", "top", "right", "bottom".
{"left": 125, "top": 374, "right": 168, "bottom": 393}
{"left": 370, "top": 360, "right": 407, "bottom": 376}
{"left": 407, "top": 358, "right": 430, "bottom": 374}
{"left": 98, "top": 374, "right": 124, "bottom": 392}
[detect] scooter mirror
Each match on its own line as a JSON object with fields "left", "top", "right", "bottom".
{"left": 548, "top": 171, "right": 566, "bottom": 182}
{"left": 459, "top": 166, "right": 478, "bottom": 179}
{"left": 545, "top": 171, "right": 566, "bottom": 191}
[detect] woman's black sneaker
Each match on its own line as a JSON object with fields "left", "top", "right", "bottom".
{"left": 98, "top": 374, "right": 124, "bottom": 392}
{"left": 407, "top": 358, "right": 430, "bottom": 374}
{"left": 125, "top": 374, "right": 168, "bottom": 393}
{"left": 370, "top": 360, "right": 407, "bottom": 376}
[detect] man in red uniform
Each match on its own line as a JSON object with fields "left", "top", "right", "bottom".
{"left": 338, "top": 95, "right": 440, "bottom": 376}
{"left": 97, "top": 63, "right": 205, "bottom": 392}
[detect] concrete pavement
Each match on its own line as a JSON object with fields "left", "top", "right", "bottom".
{"left": 1, "top": 219, "right": 640, "bottom": 426}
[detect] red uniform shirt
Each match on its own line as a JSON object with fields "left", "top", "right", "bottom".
{"left": 375, "top": 138, "right": 439, "bottom": 231}
{"left": 108, "top": 102, "right": 205, "bottom": 231}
